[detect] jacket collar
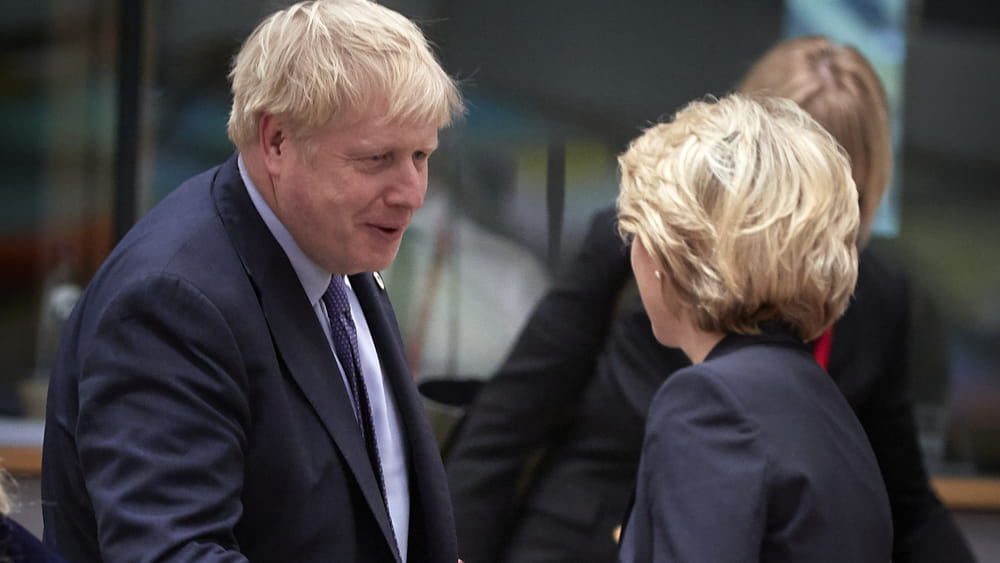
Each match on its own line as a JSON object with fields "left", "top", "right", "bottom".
{"left": 705, "top": 322, "right": 808, "bottom": 362}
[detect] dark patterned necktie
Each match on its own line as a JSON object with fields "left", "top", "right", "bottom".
{"left": 322, "top": 277, "right": 387, "bottom": 492}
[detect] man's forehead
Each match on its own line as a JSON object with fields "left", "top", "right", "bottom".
{"left": 307, "top": 118, "right": 438, "bottom": 157}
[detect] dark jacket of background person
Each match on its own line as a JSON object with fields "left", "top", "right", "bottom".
{"left": 446, "top": 206, "right": 977, "bottom": 563}
{"left": 41, "top": 156, "right": 457, "bottom": 562}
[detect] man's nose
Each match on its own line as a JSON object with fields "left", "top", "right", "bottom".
{"left": 386, "top": 160, "right": 426, "bottom": 209}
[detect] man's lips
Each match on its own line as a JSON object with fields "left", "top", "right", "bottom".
{"left": 366, "top": 221, "right": 408, "bottom": 236}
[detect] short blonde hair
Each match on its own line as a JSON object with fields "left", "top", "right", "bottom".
{"left": 227, "top": 0, "right": 464, "bottom": 150}
{"left": 740, "top": 35, "right": 890, "bottom": 245}
{"left": 617, "top": 94, "right": 859, "bottom": 341}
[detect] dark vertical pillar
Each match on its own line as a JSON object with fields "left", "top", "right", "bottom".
{"left": 113, "top": 0, "right": 142, "bottom": 243}
{"left": 546, "top": 134, "right": 566, "bottom": 269}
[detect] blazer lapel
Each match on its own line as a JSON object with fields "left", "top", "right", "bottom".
{"left": 211, "top": 155, "right": 399, "bottom": 558}
{"left": 352, "top": 272, "right": 457, "bottom": 562}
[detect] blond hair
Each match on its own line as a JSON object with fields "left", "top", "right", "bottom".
{"left": 617, "top": 94, "right": 859, "bottom": 341}
{"left": 227, "top": 0, "right": 464, "bottom": 149}
{"left": 0, "top": 470, "right": 11, "bottom": 515}
{"left": 740, "top": 35, "right": 890, "bottom": 245}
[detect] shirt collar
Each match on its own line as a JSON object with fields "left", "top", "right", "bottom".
{"left": 238, "top": 153, "right": 331, "bottom": 306}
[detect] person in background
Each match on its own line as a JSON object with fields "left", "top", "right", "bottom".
{"left": 616, "top": 91, "right": 890, "bottom": 562}
{"left": 446, "top": 35, "right": 976, "bottom": 563}
{"left": 0, "top": 475, "right": 65, "bottom": 562}
{"left": 41, "top": 1, "right": 464, "bottom": 561}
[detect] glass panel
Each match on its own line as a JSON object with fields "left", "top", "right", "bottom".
{"left": 900, "top": 9, "right": 1000, "bottom": 476}
{"left": 0, "top": 1, "right": 116, "bottom": 420}
{"left": 139, "top": 0, "right": 264, "bottom": 211}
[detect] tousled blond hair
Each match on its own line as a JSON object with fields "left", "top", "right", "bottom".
{"left": 617, "top": 94, "right": 859, "bottom": 342}
{"left": 227, "top": 0, "right": 464, "bottom": 150}
{"left": 740, "top": 35, "right": 890, "bottom": 246}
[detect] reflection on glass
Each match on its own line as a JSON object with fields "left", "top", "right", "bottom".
{"left": 0, "top": 2, "right": 115, "bottom": 418}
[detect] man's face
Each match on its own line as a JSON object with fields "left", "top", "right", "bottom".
{"left": 269, "top": 115, "right": 439, "bottom": 274}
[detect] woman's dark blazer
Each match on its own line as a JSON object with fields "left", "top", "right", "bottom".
{"left": 618, "top": 328, "right": 892, "bottom": 562}
{"left": 446, "top": 206, "right": 976, "bottom": 563}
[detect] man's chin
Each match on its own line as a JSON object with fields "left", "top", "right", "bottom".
{"left": 359, "top": 247, "right": 400, "bottom": 274}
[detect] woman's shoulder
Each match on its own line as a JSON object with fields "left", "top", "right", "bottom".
{"left": 661, "top": 338, "right": 835, "bottom": 416}
{"left": 649, "top": 358, "right": 755, "bottom": 424}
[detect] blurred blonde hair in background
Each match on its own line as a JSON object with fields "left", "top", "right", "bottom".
{"left": 740, "top": 35, "right": 891, "bottom": 246}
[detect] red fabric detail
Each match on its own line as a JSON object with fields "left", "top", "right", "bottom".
{"left": 813, "top": 327, "right": 834, "bottom": 370}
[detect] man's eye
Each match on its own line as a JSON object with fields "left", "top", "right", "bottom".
{"left": 353, "top": 153, "right": 391, "bottom": 170}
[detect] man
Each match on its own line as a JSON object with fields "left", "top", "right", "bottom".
{"left": 41, "top": 1, "right": 464, "bottom": 561}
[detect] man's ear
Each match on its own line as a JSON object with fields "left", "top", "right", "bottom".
{"left": 259, "top": 113, "right": 287, "bottom": 175}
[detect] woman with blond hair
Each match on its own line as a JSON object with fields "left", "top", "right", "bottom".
{"left": 615, "top": 92, "right": 891, "bottom": 562}
{"left": 447, "top": 36, "right": 974, "bottom": 563}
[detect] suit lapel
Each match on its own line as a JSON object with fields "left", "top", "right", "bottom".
{"left": 211, "top": 155, "right": 399, "bottom": 559}
{"left": 352, "top": 272, "right": 457, "bottom": 563}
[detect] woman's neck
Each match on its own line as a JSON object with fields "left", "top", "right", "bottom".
{"left": 678, "top": 326, "right": 726, "bottom": 364}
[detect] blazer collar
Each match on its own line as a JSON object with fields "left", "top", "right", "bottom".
{"left": 705, "top": 323, "right": 808, "bottom": 362}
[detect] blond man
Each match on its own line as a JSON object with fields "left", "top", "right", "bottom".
{"left": 41, "top": 1, "right": 463, "bottom": 561}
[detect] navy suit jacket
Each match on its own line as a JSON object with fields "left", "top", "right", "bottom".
{"left": 41, "top": 154, "right": 457, "bottom": 562}
{"left": 618, "top": 329, "right": 894, "bottom": 563}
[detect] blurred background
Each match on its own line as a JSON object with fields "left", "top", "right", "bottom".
{"left": 1, "top": 0, "right": 998, "bottom": 555}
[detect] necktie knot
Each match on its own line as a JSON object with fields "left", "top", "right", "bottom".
{"left": 324, "top": 275, "right": 351, "bottom": 318}
{"left": 321, "top": 275, "right": 360, "bottom": 401}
